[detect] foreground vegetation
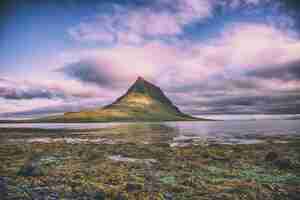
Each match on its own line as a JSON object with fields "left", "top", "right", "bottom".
{"left": 0, "top": 125, "right": 299, "bottom": 199}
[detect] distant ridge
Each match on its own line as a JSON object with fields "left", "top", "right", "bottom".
{"left": 6, "top": 77, "right": 209, "bottom": 123}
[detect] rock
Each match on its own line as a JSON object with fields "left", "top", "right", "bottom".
{"left": 265, "top": 152, "right": 279, "bottom": 162}
{"left": 31, "top": 186, "right": 60, "bottom": 200}
{"left": 108, "top": 155, "right": 157, "bottom": 165}
{"left": 95, "top": 191, "right": 106, "bottom": 200}
{"left": 0, "top": 177, "right": 8, "bottom": 199}
{"left": 125, "top": 183, "right": 142, "bottom": 192}
{"left": 274, "top": 158, "right": 293, "bottom": 170}
{"left": 115, "top": 193, "right": 127, "bottom": 200}
{"left": 30, "top": 186, "right": 60, "bottom": 200}
{"left": 18, "top": 159, "right": 45, "bottom": 177}
{"left": 287, "top": 191, "right": 300, "bottom": 200}
{"left": 48, "top": 192, "right": 60, "bottom": 200}
{"left": 164, "top": 192, "right": 174, "bottom": 200}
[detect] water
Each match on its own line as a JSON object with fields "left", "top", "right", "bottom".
{"left": 1, "top": 120, "right": 300, "bottom": 145}
{"left": 198, "top": 114, "right": 300, "bottom": 121}
{"left": 165, "top": 120, "right": 300, "bottom": 137}
{"left": 0, "top": 122, "right": 119, "bottom": 130}
{"left": 1, "top": 120, "right": 300, "bottom": 135}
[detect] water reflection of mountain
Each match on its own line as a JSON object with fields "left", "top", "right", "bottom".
{"left": 94, "top": 123, "right": 180, "bottom": 144}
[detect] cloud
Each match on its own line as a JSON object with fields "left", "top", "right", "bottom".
{"left": 67, "top": 0, "right": 216, "bottom": 43}
{"left": 0, "top": 87, "right": 63, "bottom": 100}
{"left": 0, "top": 79, "right": 64, "bottom": 100}
{"left": 0, "top": 77, "right": 110, "bottom": 100}
{"left": 58, "top": 60, "right": 116, "bottom": 87}
{"left": 59, "top": 21, "right": 300, "bottom": 115}
{"left": 0, "top": 78, "right": 119, "bottom": 118}
{"left": 68, "top": 22, "right": 115, "bottom": 43}
{"left": 67, "top": 0, "right": 291, "bottom": 44}
{"left": 169, "top": 73, "right": 300, "bottom": 115}
{"left": 181, "top": 92, "right": 300, "bottom": 115}
{"left": 3, "top": 0, "right": 300, "bottom": 116}
{"left": 247, "top": 60, "right": 300, "bottom": 81}
{"left": 171, "top": 72, "right": 300, "bottom": 114}
{"left": 200, "top": 23, "right": 300, "bottom": 70}
{"left": 58, "top": 41, "right": 184, "bottom": 87}
{"left": 62, "top": 22, "right": 300, "bottom": 86}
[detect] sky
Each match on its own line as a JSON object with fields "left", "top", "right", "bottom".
{"left": 0, "top": 0, "right": 300, "bottom": 118}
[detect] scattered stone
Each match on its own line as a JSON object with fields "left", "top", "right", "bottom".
{"left": 18, "top": 156, "right": 64, "bottom": 177}
{"left": 95, "top": 191, "right": 106, "bottom": 200}
{"left": 48, "top": 192, "right": 60, "bottom": 200}
{"left": 164, "top": 192, "right": 174, "bottom": 200}
{"left": 2, "top": 126, "right": 300, "bottom": 200}
{"left": 265, "top": 152, "right": 279, "bottom": 162}
{"left": 108, "top": 155, "right": 157, "bottom": 165}
{"left": 170, "top": 136, "right": 204, "bottom": 147}
{"left": 0, "top": 177, "right": 8, "bottom": 199}
{"left": 125, "top": 183, "right": 143, "bottom": 192}
{"left": 169, "top": 142, "right": 191, "bottom": 148}
{"left": 115, "top": 193, "right": 127, "bottom": 200}
{"left": 287, "top": 190, "right": 300, "bottom": 200}
{"left": 18, "top": 159, "right": 45, "bottom": 177}
{"left": 274, "top": 158, "right": 293, "bottom": 170}
{"left": 28, "top": 186, "right": 60, "bottom": 200}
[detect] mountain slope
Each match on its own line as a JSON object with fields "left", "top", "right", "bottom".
{"left": 40, "top": 77, "right": 204, "bottom": 122}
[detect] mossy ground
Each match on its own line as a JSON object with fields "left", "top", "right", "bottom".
{"left": 0, "top": 125, "right": 300, "bottom": 199}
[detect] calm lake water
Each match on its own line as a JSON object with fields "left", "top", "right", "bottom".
{"left": 1, "top": 120, "right": 300, "bottom": 142}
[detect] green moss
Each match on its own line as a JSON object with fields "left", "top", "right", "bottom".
{"left": 1, "top": 129, "right": 300, "bottom": 199}
{"left": 160, "top": 176, "right": 176, "bottom": 185}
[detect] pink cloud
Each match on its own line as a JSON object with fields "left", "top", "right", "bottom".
{"left": 175, "top": 0, "right": 214, "bottom": 24}
{"left": 15, "top": 17, "right": 298, "bottom": 116}
{"left": 68, "top": 0, "right": 216, "bottom": 43}
{"left": 0, "top": 77, "right": 115, "bottom": 100}
{"left": 217, "top": 23, "right": 300, "bottom": 68}
{"left": 63, "top": 21, "right": 300, "bottom": 93}
{"left": 68, "top": 22, "right": 115, "bottom": 43}
{"left": 68, "top": 0, "right": 283, "bottom": 44}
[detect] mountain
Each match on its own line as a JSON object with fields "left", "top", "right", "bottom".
{"left": 34, "top": 77, "right": 206, "bottom": 122}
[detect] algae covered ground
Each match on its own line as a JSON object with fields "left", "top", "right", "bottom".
{"left": 0, "top": 123, "right": 300, "bottom": 200}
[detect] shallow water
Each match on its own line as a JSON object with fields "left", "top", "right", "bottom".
{"left": 166, "top": 120, "right": 300, "bottom": 137}
{"left": 1, "top": 120, "right": 300, "bottom": 145}
{"left": 199, "top": 114, "right": 300, "bottom": 121}
{"left": 1, "top": 120, "right": 300, "bottom": 136}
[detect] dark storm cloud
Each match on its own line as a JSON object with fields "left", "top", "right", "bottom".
{"left": 179, "top": 93, "right": 300, "bottom": 115}
{"left": 58, "top": 60, "right": 120, "bottom": 88}
{"left": 247, "top": 61, "right": 300, "bottom": 80}
{"left": 166, "top": 72, "right": 300, "bottom": 115}
{"left": 279, "top": 0, "right": 300, "bottom": 31}
{"left": 165, "top": 75, "right": 261, "bottom": 95}
{"left": 280, "top": 0, "right": 300, "bottom": 13}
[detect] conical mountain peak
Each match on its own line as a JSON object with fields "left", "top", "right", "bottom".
{"left": 47, "top": 76, "right": 200, "bottom": 122}
{"left": 135, "top": 76, "right": 149, "bottom": 85}
{"left": 133, "top": 76, "right": 148, "bottom": 86}
{"left": 137, "top": 76, "right": 145, "bottom": 81}
{"left": 128, "top": 77, "right": 158, "bottom": 94}
{"left": 112, "top": 77, "right": 185, "bottom": 114}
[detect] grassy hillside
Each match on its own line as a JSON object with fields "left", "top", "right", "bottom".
{"left": 19, "top": 77, "right": 208, "bottom": 123}
{"left": 41, "top": 92, "right": 199, "bottom": 122}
